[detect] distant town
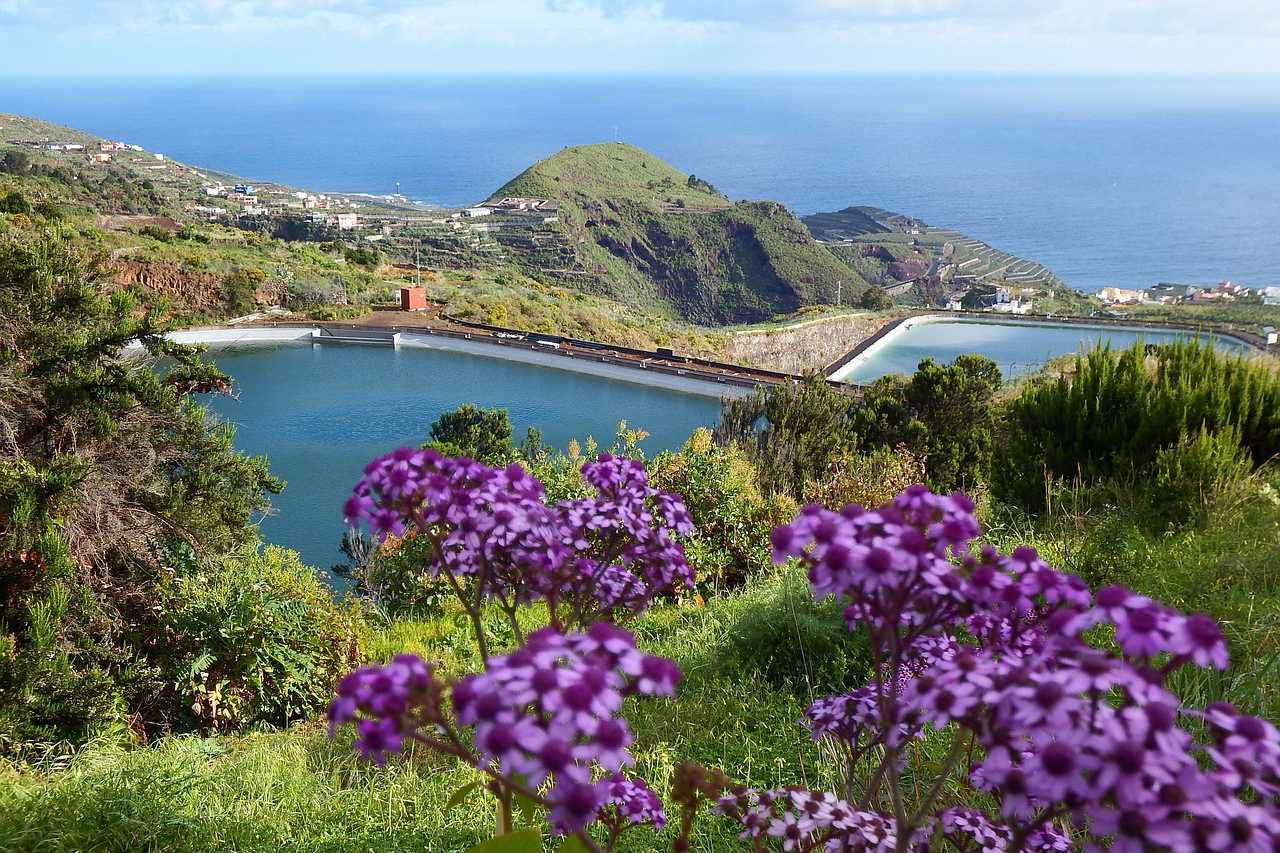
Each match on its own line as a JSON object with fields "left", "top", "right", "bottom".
{"left": 7, "top": 129, "right": 1278, "bottom": 340}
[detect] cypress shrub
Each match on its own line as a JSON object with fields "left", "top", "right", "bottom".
{"left": 995, "top": 340, "right": 1280, "bottom": 511}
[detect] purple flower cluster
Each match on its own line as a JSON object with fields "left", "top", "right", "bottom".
{"left": 937, "top": 807, "right": 1070, "bottom": 852}
{"left": 344, "top": 448, "right": 694, "bottom": 622}
{"left": 328, "top": 623, "right": 675, "bottom": 834}
{"left": 601, "top": 775, "right": 666, "bottom": 830}
{"left": 453, "top": 622, "right": 676, "bottom": 831}
{"left": 763, "top": 485, "right": 1276, "bottom": 851}
{"left": 328, "top": 653, "right": 437, "bottom": 765}
{"left": 715, "top": 788, "right": 908, "bottom": 852}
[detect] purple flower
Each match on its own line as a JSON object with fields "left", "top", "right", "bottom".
{"left": 344, "top": 450, "right": 695, "bottom": 625}
{"left": 602, "top": 775, "right": 665, "bottom": 829}
{"left": 1171, "top": 612, "right": 1230, "bottom": 669}
{"left": 548, "top": 778, "right": 605, "bottom": 833}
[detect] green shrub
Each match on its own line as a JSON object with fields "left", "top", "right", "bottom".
{"left": 306, "top": 304, "right": 369, "bottom": 321}
{"left": 1151, "top": 426, "right": 1253, "bottom": 526}
{"left": 425, "top": 404, "right": 515, "bottom": 465}
{"left": 0, "top": 234, "right": 282, "bottom": 750}
{"left": 717, "top": 373, "right": 857, "bottom": 499}
{"left": 155, "top": 547, "right": 363, "bottom": 732}
{"left": 285, "top": 278, "right": 343, "bottom": 310}
{"left": 138, "top": 224, "right": 172, "bottom": 242}
{"left": 0, "top": 190, "right": 32, "bottom": 215}
{"left": 708, "top": 569, "right": 870, "bottom": 696}
{"left": 849, "top": 354, "right": 1001, "bottom": 494}
{"left": 859, "top": 286, "right": 893, "bottom": 310}
{"left": 995, "top": 341, "right": 1280, "bottom": 511}
{"left": 222, "top": 267, "right": 265, "bottom": 316}
{"left": 805, "top": 444, "right": 927, "bottom": 509}
{"left": 649, "top": 428, "right": 791, "bottom": 590}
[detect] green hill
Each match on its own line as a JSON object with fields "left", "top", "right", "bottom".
{"left": 490, "top": 143, "right": 870, "bottom": 324}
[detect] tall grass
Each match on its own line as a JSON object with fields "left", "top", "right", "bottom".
{"left": 0, "top": 568, "right": 859, "bottom": 852}
{"left": 4, "top": 469, "right": 1278, "bottom": 850}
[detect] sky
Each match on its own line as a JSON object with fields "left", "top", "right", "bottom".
{"left": 0, "top": 0, "right": 1278, "bottom": 75}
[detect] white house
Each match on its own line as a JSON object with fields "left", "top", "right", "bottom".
{"left": 1264, "top": 326, "right": 1278, "bottom": 346}
{"left": 1099, "top": 286, "right": 1147, "bottom": 304}
{"left": 1262, "top": 287, "right": 1280, "bottom": 306}
{"left": 335, "top": 213, "right": 359, "bottom": 230}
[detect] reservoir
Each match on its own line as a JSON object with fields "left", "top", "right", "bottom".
{"left": 203, "top": 341, "right": 721, "bottom": 570}
{"left": 831, "top": 317, "right": 1250, "bottom": 383}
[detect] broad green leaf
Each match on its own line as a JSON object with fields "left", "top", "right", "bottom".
{"left": 446, "top": 780, "right": 483, "bottom": 811}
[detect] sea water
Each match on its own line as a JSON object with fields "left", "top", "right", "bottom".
{"left": 5, "top": 73, "right": 1280, "bottom": 291}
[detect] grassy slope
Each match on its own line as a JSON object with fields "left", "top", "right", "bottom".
{"left": 4, "top": 467, "right": 1279, "bottom": 852}
{"left": 494, "top": 144, "right": 871, "bottom": 324}
{"left": 0, "top": 138, "right": 729, "bottom": 348}
{"left": 0, "top": 568, "right": 859, "bottom": 853}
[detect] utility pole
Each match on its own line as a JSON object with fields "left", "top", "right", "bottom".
{"left": 837, "top": 280, "right": 842, "bottom": 308}
{"left": 414, "top": 238, "right": 421, "bottom": 286}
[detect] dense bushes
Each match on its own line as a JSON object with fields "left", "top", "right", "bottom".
{"left": 221, "top": 267, "right": 264, "bottom": 315}
{"left": 996, "top": 341, "right": 1280, "bottom": 513}
{"left": 649, "top": 429, "right": 793, "bottom": 590}
{"left": 307, "top": 305, "right": 370, "bottom": 321}
{"left": 156, "top": 546, "right": 362, "bottom": 732}
{"left": 0, "top": 234, "right": 357, "bottom": 752}
{"left": 425, "top": 404, "right": 516, "bottom": 464}
{"left": 717, "top": 373, "right": 856, "bottom": 499}
{"left": 718, "top": 357, "right": 1000, "bottom": 499}
{"left": 1, "top": 190, "right": 32, "bottom": 215}
{"left": 849, "top": 353, "right": 1001, "bottom": 493}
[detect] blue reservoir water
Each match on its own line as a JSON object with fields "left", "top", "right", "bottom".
{"left": 202, "top": 342, "right": 720, "bottom": 569}
{"left": 4, "top": 74, "right": 1279, "bottom": 291}
{"left": 832, "top": 319, "right": 1249, "bottom": 383}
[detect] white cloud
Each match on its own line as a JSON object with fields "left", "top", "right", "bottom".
{"left": 0, "top": 0, "right": 1277, "bottom": 73}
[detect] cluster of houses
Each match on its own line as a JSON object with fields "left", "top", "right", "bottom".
{"left": 5, "top": 137, "right": 149, "bottom": 165}
{"left": 196, "top": 182, "right": 361, "bottom": 228}
{"left": 1100, "top": 281, "right": 1280, "bottom": 306}
{"left": 463, "top": 196, "right": 560, "bottom": 224}
{"left": 946, "top": 284, "right": 1037, "bottom": 314}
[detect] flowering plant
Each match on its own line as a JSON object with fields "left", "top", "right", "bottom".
{"left": 343, "top": 448, "right": 694, "bottom": 653}
{"left": 332, "top": 449, "right": 692, "bottom": 850}
{"left": 686, "top": 485, "right": 1276, "bottom": 852}
{"left": 332, "top": 448, "right": 1280, "bottom": 852}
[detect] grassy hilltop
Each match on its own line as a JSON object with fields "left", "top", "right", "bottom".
{"left": 492, "top": 143, "right": 872, "bottom": 324}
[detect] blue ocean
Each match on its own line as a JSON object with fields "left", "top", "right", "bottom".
{"left": 4, "top": 74, "right": 1279, "bottom": 291}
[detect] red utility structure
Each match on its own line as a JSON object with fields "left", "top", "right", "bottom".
{"left": 399, "top": 287, "right": 427, "bottom": 311}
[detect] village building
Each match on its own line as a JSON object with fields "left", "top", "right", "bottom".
{"left": 1099, "top": 286, "right": 1147, "bottom": 304}
{"left": 481, "top": 197, "right": 559, "bottom": 213}
{"left": 1261, "top": 286, "right": 1280, "bottom": 306}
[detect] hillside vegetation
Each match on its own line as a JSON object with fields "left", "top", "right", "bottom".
{"left": 493, "top": 144, "right": 871, "bottom": 323}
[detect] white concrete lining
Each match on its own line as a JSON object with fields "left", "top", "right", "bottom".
{"left": 828, "top": 314, "right": 1248, "bottom": 383}
{"left": 153, "top": 326, "right": 752, "bottom": 400}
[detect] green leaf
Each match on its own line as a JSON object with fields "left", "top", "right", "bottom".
{"left": 514, "top": 792, "right": 542, "bottom": 826}
{"left": 446, "top": 780, "right": 483, "bottom": 811}
{"left": 466, "top": 827, "right": 542, "bottom": 853}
